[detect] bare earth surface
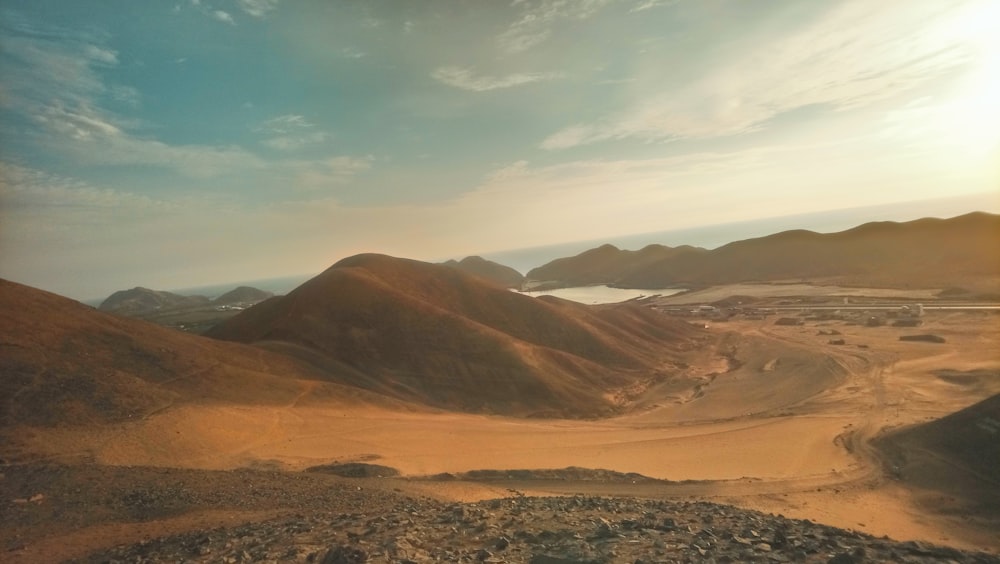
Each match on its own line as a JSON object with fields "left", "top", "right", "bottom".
{"left": 3, "top": 286, "right": 999, "bottom": 561}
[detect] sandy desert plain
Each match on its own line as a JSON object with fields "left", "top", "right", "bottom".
{"left": 3, "top": 274, "right": 999, "bottom": 562}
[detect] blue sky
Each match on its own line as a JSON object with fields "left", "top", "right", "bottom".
{"left": 1, "top": 0, "right": 998, "bottom": 299}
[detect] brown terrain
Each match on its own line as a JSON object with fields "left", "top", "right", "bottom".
{"left": 442, "top": 256, "right": 526, "bottom": 289}
{"left": 2, "top": 215, "right": 1000, "bottom": 562}
{"left": 206, "top": 253, "right": 706, "bottom": 417}
{"left": 525, "top": 244, "right": 706, "bottom": 290}
{"left": 528, "top": 212, "right": 1000, "bottom": 292}
{"left": 97, "top": 285, "right": 274, "bottom": 334}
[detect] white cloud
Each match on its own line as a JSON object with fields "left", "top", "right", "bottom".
{"left": 293, "top": 155, "right": 373, "bottom": 188}
{"left": 257, "top": 114, "right": 331, "bottom": 150}
{"left": 543, "top": 0, "right": 981, "bottom": 148}
{"left": 83, "top": 45, "right": 119, "bottom": 65}
{"left": 628, "top": 0, "right": 676, "bottom": 13}
{"left": 539, "top": 124, "right": 598, "bottom": 150}
{"left": 0, "top": 162, "right": 164, "bottom": 211}
{"left": 498, "top": 0, "right": 616, "bottom": 53}
{"left": 212, "top": 10, "right": 236, "bottom": 25}
{"left": 259, "top": 114, "right": 314, "bottom": 133}
{"left": 432, "top": 66, "right": 563, "bottom": 92}
{"left": 237, "top": 0, "right": 281, "bottom": 19}
{"left": 262, "top": 132, "right": 330, "bottom": 151}
{"left": 33, "top": 103, "right": 123, "bottom": 140}
{"left": 1, "top": 35, "right": 110, "bottom": 107}
{"left": 339, "top": 47, "right": 365, "bottom": 59}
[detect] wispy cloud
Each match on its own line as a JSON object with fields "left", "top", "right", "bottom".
{"left": 1, "top": 23, "right": 262, "bottom": 177}
{"left": 498, "top": 0, "right": 615, "bottom": 53}
{"left": 83, "top": 45, "right": 118, "bottom": 65}
{"left": 257, "top": 114, "right": 331, "bottom": 150}
{"left": 212, "top": 10, "right": 236, "bottom": 25}
{"left": 432, "top": 66, "right": 563, "bottom": 92}
{"left": 339, "top": 47, "right": 365, "bottom": 59}
{"left": 259, "top": 114, "right": 314, "bottom": 133}
{"left": 294, "top": 155, "right": 374, "bottom": 188}
{"left": 263, "top": 132, "right": 330, "bottom": 151}
{"left": 0, "top": 161, "right": 168, "bottom": 213}
{"left": 542, "top": 1, "right": 978, "bottom": 148}
{"left": 237, "top": 0, "right": 281, "bottom": 19}
{"left": 628, "top": 0, "right": 676, "bottom": 13}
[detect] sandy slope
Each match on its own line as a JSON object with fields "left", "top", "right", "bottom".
{"left": 13, "top": 309, "right": 999, "bottom": 551}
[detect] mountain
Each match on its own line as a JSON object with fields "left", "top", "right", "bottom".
{"left": 98, "top": 287, "right": 210, "bottom": 316}
{"left": 529, "top": 213, "right": 1000, "bottom": 290}
{"left": 0, "top": 279, "right": 375, "bottom": 434}
{"left": 442, "top": 255, "right": 524, "bottom": 289}
{"left": 213, "top": 286, "right": 274, "bottom": 306}
{"left": 208, "top": 254, "right": 706, "bottom": 417}
{"left": 526, "top": 244, "right": 706, "bottom": 288}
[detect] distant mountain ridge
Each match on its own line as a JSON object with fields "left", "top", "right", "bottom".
{"left": 526, "top": 244, "right": 706, "bottom": 288}
{"left": 208, "top": 253, "right": 705, "bottom": 417}
{"left": 99, "top": 285, "right": 274, "bottom": 316}
{"left": 442, "top": 255, "right": 524, "bottom": 288}
{"left": 527, "top": 212, "right": 1000, "bottom": 290}
{"left": 98, "top": 287, "right": 210, "bottom": 316}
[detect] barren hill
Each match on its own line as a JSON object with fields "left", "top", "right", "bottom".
{"left": 0, "top": 279, "right": 382, "bottom": 437}
{"left": 213, "top": 285, "right": 274, "bottom": 305}
{"left": 442, "top": 255, "right": 524, "bottom": 288}
{"left": 529, "top": 212, "right": 1000, "bottom": 290}
{"left": 526, "top": 243, "right": 705, "bottom": 288}
{"left": 97, "top": 286, "right": 209, "bottom": 316}
{"left": 208, "top": 254, "right": 706, "bottom": 417}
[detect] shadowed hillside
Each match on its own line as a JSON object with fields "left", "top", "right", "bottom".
{"left": 874, "top": 392, "right": 1000, "bottom": 520}
{"left": 213, "top": 286, "right": 274, "bottom": 305}
{"left": 877, "top": 392, "right": 1000, "bottom": 484}
{"left": 0, "top": 279, "right": 383, "bottom": 436}
{"left": 209, "top": 254, "right": 707, "bottom": 417}
{"left": 529, "top": 213, "right": 1000, "bottom": 290}
{"left": 526, "top": 244, "right": 706, "bottom": 288}
{"left": 442, "top": 255, "right": 524, "bottom": 288}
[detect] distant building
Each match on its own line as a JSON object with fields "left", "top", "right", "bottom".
{"left": 775, "top": 317, "right": 804, "bottom": 326}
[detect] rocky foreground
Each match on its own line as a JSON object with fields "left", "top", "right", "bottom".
{"left": 88, "top": 497, "right": 995, "bottom": 564}
{"left": 4, "top": 463, "right": 998, "bottom": 563}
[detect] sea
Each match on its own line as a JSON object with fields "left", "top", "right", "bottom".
{"left": 519, "top": 285, "right": 685, "bottom": 305}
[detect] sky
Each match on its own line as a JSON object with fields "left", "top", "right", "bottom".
{"left": 1, "top": 0, "right": 998, "bottom": 300}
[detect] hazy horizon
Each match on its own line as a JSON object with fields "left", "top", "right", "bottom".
{"left": 77, "top": 196, "right": 996, "bottom": 303}
{"left": 2, "top": 0, "right": 998, "bottom": 300}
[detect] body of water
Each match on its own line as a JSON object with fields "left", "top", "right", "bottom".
{"left": 519, "top": 285, "right": 686, "bottom": 305}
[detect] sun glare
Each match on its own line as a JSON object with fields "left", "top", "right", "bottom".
{"left": 928, "top": 0, "right": 1000, "bottom": 154}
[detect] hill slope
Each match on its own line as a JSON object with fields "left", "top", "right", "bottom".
{"left": 213, "top": 285, "right": 274, "bottom": 305}
{"left": 98, "top": 287, "right": 210, "bottom": 316}
{"left": 526, "top": 244, "right": 706, "bottom": 288}
{"left": 874, "top": 392, "right": 1000, "bottom": 519}
{"left": 529, "top": 213, "right": 1000, "bottom": 290}
{"left": 0, "top": 279, "right": 380, "bottom": 435}
{"left": 209, "top": 254, "right": 706, "bottom": 417}
{"left": 442, "top": 255, "right": 524, "bottom": 288}
{"left": 877, "top": 392, "right": 1000, "bottom": 483}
